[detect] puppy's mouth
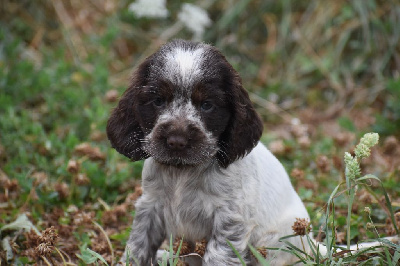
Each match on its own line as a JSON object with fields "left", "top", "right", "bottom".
{"left": 143, "top": 141, "right": 218, "bottom": 166}
{"left": 142, "top": 124, "right": 218, "bottom": 166}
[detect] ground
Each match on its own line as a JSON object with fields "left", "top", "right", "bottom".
{"left": 0, "top": 0, "right": 399, "bottom": 265}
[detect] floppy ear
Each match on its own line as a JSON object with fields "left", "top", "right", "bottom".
{"left": 106, "top": 60, "right": 151, "bottom": 161}
{"left": 217, "top": 71, "right": 263, "bottom": 168}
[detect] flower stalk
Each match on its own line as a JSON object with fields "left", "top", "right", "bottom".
{"left": 344, "top": 133, "right": 379, "bottom": 250}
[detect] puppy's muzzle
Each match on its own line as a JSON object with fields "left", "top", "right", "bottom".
{"left": 159, "top": 120, "right": 197, "bottom": 152}
{"left": 145, "top": 115, "right": 217, "bottom": 165}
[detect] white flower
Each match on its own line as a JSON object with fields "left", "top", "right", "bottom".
{"left": 178, "top": 3, "right": 212, "bottom": 40}
{"left": 129, "top": 0, "right": 169, "bottom": 19}
{"left": 354, "top": 132, "right": 379, "bottom": 159}
{"left": 359, "top": 133, "right": 379, "bottom": 149}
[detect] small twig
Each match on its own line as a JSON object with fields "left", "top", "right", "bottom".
{"left": 93, "top": 221, "right": 114, "bottom": 266}
{"left": 59, "top": 248, "right": 75, "bottom": 264}
{"left": 249, "top": 92, "right": 294, "bottom": 123}
{"left": 41, "top": 256, "right": 52, "bottom": 266}
{"left": 54, "top": 247, "right": 67, "bottom": 266}
{"left": 97, "top": 198, "right": 111, "bottom": 211}
{"left": 300, "top": 236, "right": 306, "bottom": 254}
{"left": 52, "top": 0, "right": 88, "bottom": 64}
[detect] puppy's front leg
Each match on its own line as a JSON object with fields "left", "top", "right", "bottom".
{"left": 122, "top": 195, "right": 165, "bottom": 265}
{"left": 204, "top": 205, "right": 250, "bottom": 265}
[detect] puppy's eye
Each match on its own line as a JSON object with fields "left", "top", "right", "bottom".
{"left": 201, "top": 101, "right": 214, "bottom": 112}
{"left": 153, "top": 97, "right": 165, "bottom": 107}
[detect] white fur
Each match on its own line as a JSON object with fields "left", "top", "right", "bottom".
{"left": 140, "top": 142, "right": 309, "bottom": 265}
{"left": 112, "top": 40, "right": 310, "bottom": 265}
{"left": 163, "top": 47, "right": 205, "bottom": 88}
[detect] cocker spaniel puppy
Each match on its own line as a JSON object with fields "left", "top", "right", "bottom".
{"left": 107, "top": 39, "right": 310, "bottom": 265}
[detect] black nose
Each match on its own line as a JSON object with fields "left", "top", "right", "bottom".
{"left": 167, "top": 135, "right": 188, "bottom": 150}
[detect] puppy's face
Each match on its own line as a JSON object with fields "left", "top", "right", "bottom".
{"left": 107, "top": 40, "right": 263, "bottom": 167}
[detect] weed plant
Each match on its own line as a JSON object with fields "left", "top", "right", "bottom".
{"left": 232, "top": 133, "right": 399, "bottom": 265}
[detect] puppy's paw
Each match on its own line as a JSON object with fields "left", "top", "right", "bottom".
{"left": 118, "top": 246, "right": 139, "bottom": 266}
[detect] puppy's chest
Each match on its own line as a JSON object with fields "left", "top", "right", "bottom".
{"left": 163, "top": 178, "right": 215, "bottom": 241}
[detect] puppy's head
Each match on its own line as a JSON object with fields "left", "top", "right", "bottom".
{"left": 107, "top": 40, "right": 262, "bottom": 168}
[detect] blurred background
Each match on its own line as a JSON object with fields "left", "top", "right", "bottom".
{"left": 0, "top": 0, "right": 399, "bottom": 264}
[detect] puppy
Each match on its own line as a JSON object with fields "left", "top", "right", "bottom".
{"left": 107, "top": 39, "right": 310, "bottom": 265}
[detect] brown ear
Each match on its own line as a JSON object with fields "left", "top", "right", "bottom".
{"left": 217, "top": 73, "right": 263, "bottom": 168}
{"left": 106, "top": 61, "right": 151, "bottom": 161}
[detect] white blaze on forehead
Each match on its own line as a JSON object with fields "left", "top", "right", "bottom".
{"left": 164, "top": 47, "right": 205, "bottom": 88}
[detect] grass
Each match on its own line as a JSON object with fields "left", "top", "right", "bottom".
{"left": 1, "top": 0, "right": 400, "bottom": 265}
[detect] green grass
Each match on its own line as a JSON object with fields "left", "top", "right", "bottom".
{"left": 0, "top": 0, "right": 399, "bottom": 264}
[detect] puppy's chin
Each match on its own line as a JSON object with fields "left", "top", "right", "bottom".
{"left": 144, "top": 145, "right": 218, "bottom": 167}
{"left": 154, "top": 157, "right": 207, "bottom": 167}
